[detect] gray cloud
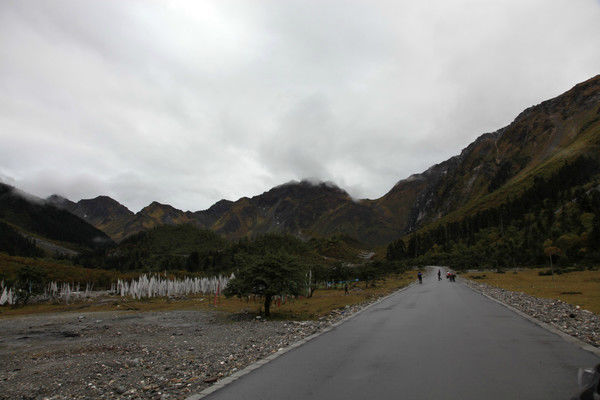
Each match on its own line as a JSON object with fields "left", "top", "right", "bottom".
{"left": 1, "top": 0, "right": 600, "bottom": 211}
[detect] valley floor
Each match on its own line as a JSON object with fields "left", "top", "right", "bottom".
{"left": 0, "top": 309, "right": 325, "bottom": 400}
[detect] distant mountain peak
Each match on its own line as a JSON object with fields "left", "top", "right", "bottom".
{"left": 91, "top": 195, "right": 120, "bottom": 202}
{"left": 268, "top": 179, "right": 350, "bottom": 198}
{"left": 46, "top": 194, "right": 76, "bottom": 207}
{"left": 276, "top": 178, "right": 344, "bottom": 189}
{"left": 140, "top": 201, "right": 177, "bottom": 214}
{"left": 206, "top": 199, "right": 234, "bottom": 212}
{"left": 77, "top": 196, "right": 133, "bottom": 217}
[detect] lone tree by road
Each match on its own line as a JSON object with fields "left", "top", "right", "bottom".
{"left": 224, "top": 253, "right": 306, "bottom": 317}
{"left": 543, "top": 239, "right": 562, "bottom": 279}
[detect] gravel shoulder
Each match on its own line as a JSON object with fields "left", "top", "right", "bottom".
{"left": 0, "top": 300, "right": 376, "bottom": 400}
{"left": 463, "top": 278, "right": 600, "bottom": 349}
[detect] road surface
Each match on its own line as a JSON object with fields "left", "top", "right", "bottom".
{"left": 202, "top": 271, "right": 599, "bottom": 400}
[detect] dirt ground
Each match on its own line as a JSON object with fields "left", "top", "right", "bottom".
{"left": 0, "top": 309, "right": 325, "bottom": 400}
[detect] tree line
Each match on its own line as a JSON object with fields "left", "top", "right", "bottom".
{"left": 387, "top": 156, "right": 600, "bottom": 270}
{"left": 0, "top": 221, "right": 43, "bottom": 257}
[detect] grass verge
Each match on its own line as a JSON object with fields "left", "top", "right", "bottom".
{"left": 463, "top": 267, "right": 600, "bottom": 314}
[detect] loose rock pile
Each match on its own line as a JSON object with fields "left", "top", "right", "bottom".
{"left": 464, "top": 279, "right": 600, "bottom": 348}
{"left": 0, "top": 298, "right": 380, "bottom": 399}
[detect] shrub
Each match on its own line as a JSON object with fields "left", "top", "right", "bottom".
{"left": 15, "top": 265, "right": 48, "bottom": 305}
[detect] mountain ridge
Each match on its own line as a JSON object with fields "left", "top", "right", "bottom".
{"left": 44, "top": 74, "right": 600, "bottom": 245}
{"left": 1, "top": 183, "right": 114, "bottom": 252}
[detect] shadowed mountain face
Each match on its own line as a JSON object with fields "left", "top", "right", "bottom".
{"left": 0, "top": 184, "right": 113, "bottom": 250}
{"left": 47, "top": 195, "right": 133, "bottom": 224}
{"left": 47, "top": 194, "right": 135, "bottom": 241}
{"left": 47, "top": 75, "right": 600, "bottom": 245}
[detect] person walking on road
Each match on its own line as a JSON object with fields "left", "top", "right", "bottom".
{"left": 417, "top": 271, "right": 423, "bottom": 284}
{"left": 437, "top": 269, "right": 442, "bottom": 281}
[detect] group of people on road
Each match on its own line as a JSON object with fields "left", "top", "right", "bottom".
{"left": 446, "top": 270, "right": 456, "bottom": 282}
{"left": 417, "top": 269, "right": 456, "bottom": 283}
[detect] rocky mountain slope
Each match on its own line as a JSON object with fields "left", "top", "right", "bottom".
{"left": 47, "top": 194, "right": 135, "bottom": 241}
{"left": 0, "top": 184, "right": 113, "bottom": 251}
{"left": 382, "top": 73, "right": 600, "bottom": 231}
{"left": 48, "top": 74, "right": 600, "bottom": 246}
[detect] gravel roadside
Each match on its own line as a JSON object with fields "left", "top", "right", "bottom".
{"left": 463, "top": 278, "right": 600, "bottom": 349}
{"left": 0, "top": 300, "right": 375, "bottom": 400}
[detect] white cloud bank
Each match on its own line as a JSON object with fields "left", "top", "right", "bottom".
{"left": 1, "top": 0, "right": 599, "bottom": 211}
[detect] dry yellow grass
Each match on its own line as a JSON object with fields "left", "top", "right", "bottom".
{"left": 463, "top": 268, "right": 600, "bottom": 314}
{"left": 0, "top": 273, "right": 414, "bottom": 320}
{"left": 215, "top": 273, "right": 414, "bottom": 320}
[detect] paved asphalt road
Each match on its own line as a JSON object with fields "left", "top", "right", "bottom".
{"left": 203, "top": 271, "right": 600, "bottom": 400}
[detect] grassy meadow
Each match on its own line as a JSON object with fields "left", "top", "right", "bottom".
{"left": 0, "top": 252, "right": 120, "bottom": 287}
{"left": 463, "top": 267, "right": 600, "bottom": 314}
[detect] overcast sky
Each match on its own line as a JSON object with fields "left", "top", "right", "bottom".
{"left": 1, "top": 0, "right": 600, "bottom": 212}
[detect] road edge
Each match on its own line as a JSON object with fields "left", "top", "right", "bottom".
{"left": 462, "top": 279, "right": 600, "bottom": 358}
{"left": 185, "top": 281, "right": 416, "bottom": 400}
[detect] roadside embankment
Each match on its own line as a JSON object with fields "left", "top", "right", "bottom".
{"left": 463, "top": 277, "right": 600, "bottom": 349}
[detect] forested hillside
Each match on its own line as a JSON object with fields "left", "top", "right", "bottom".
{"left": 0, "top": 183, "right": 114, "bottom": 251}
{"left": 74, "top": 224, "right": 374, "bottom": 279}
{"left": 387, "top": 156, "right": 600, "bottom": 269}
{"left": 0, "top": 221, "right": 43, "bottom": 257}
